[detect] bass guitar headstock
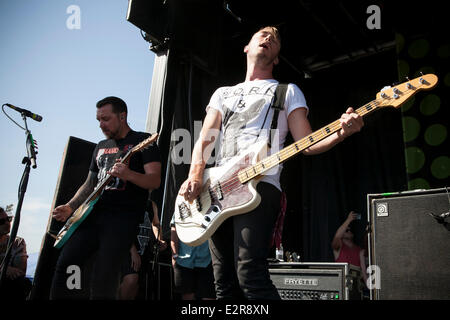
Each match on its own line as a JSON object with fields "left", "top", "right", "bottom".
{"left": 376, "top": 74, "right": 438, "bottom": 109}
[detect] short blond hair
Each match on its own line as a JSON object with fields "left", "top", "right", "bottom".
{"left": 257, "top": 26, "right": 281, "bottom": 44}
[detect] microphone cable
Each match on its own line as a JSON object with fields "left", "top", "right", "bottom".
{"left": 2, "top": 103, "right": 26, "bottom": 130}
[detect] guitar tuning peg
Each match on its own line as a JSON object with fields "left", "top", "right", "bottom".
{"left": 404, "top": 76, "right": 414, "bottom": 89}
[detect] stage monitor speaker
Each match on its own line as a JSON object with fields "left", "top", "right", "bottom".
{"left": 367, "top": 187, "right": 450, "bottom": 300}
{"left": 269, "top": 262, "right": 363, "bottom": 300}
{"left": 30, "top": 136, "right": 96, "bottom": 299}
{"left": 126, "top": 0, "right": 169, "bottom": 46}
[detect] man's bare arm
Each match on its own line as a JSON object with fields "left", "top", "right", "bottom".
{"left": 67, "top": 171, "right": 98, "bottom": 211}
{"left": 53, "top": 171, "right": 98, "bottom": 222}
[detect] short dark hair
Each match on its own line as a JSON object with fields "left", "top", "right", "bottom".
{"left": 96, "top": 96, "right": 128, "bottom": 114}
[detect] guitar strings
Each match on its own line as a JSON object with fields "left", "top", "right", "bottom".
{"left": 217, "top": 97, "right": 385, "bottom": 190}
{"left": 186, "top": 97, "right": 385, "bottom": 209}
{"left": 221, "top": 86, "right": 418, "bottom": 189}
{"left": 182, "top": 83, "right": 421, "bottom": 212}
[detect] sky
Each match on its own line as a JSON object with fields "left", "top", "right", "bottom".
{"left": 0, "top": 1, "right": 155, "bottom": 256}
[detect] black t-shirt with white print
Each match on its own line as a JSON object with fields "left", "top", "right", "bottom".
{"left": 89, "top": 130, "right": 161, "bottom": 214}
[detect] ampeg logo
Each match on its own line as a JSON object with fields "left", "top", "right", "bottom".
{"left": 284, "top": 278, "right": 318, "bottom": 286}
{"left": 376, "top": 202, "right": 389, "bottom": 217}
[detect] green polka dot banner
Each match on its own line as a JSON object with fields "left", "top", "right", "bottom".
{"left": 396, "top": 33, "right": 450, "bottom": 189}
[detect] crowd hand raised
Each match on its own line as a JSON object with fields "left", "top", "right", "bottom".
{"left": 52, "top": 204, "right": 73, "bottom": 222}
{"left": 346, "top": 211, "right": 358, "bottom": 222}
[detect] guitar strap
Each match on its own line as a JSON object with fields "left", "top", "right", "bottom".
{"left": 269, "top": 84, "right": 288, "bottom": 250}
{"left": 268, "top": 83, "right": 288, "bottom": 148}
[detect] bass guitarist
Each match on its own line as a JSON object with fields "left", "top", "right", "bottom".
{"left": 50, "top": 96, "right": 161, "bottom": 299}
{"left": 178, "top": 26, "right": 364, "bottom": 299}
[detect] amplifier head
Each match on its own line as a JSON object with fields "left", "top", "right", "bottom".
{"left": 269, "top": 262, "right": 362, "bottom": 300}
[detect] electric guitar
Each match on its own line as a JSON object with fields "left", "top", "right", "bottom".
{"left": 174, "top": 74, "right": 438, "bottom": 246}
{"left": 51, "top": 133, "right": 158, "bottom": 249}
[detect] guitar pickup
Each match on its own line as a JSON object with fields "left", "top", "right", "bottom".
{"left": 209, "top": 183, "right": 223, "bottom": 201}
{"left": 216, "top": 183, "right": 223, "bottom": 200}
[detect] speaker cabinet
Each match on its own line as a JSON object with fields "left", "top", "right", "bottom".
{"left": 30, "top": 136, "right": 95, "bottom": 299}
{"left": 367, "top": 188, "right": 450, "bottom": 300}
{"left": 126, "top": 0, "right": 168, "bottom": 46}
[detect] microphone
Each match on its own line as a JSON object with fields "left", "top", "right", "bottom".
{"left": 5, "top": 103, "right": 43, "bottom": 122}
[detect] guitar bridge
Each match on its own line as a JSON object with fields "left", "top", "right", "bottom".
{"left": 178, "top": 202, "right": 191, "bottom": 220}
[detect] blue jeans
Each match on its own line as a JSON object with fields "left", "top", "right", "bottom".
{"left": 50, "top": 207, "right": 141, "bottom": 299}
{"left": 208, "top": 182, "right": 281, "bottom": 299}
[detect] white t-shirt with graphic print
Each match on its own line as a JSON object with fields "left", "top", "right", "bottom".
{"left": 206, "top": 79, "right": 308, "bottom": 190}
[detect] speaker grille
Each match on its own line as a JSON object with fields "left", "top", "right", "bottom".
{"left": 368, "top": 188, "right": 450, "bottom": 299}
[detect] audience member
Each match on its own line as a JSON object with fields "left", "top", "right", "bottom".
{"left": 0, "top": 207, "right": 31, "bottom": 299}
{"left": 170, "top": 218, "right": 215, "bottom": 300}
{"left": 332, "top": 211, "right": 368, "bottom": 286}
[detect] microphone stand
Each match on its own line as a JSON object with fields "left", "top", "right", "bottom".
{"left": 0, "top": 113, "right": 37, "bottom": 293}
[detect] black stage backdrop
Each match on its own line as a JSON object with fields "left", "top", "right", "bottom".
{"left": 157, "top": 44, "right": 406, "bottom": 263}
{"left": 153, "top": 0, "right": 448, "bottom": 264}
{"left": 31, "top": 1, "right": 448, "bottom": 298}
{"left": 280, "top": 50, "right": 406, "bottom": 261}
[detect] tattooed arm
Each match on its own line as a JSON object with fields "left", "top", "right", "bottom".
{"left": 52, "top": 171, "right": 98, "bottom": 222}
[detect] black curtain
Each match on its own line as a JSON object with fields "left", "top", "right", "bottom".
{"left": 157, "top": 1, "right": 408, "bottom": 263}
{"left": 160, "top": 47, "right": 407, "bottom": 263}
{"left": 158, "top": 51, "right": 224, "bottom": 242}
{"left": 281, "top": 49, "right": 407, "bottom": 262}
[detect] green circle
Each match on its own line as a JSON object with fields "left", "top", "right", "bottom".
{"left": 408, "top": 39, "right": 430, "bottom": 59}
{"left": 401, "top": 96, "right": 415, "bottom": 112}
{"left": 396, "top": 33, "right": 405, "bottom": 54}
{"left": 437, "top": 44, "right": 450, "bottom": 58}
{"left": 420, "top": 94, "right": 441, "bottom": 115}
{"left": 405, "top": 147, "right": 426, "bottom": 174}
{"left": 408, "top": 178, "right": 430, "bottom": 190}
{"left": 424, "top": 124, "right": 447, "bottom": 146}
{"left": 431, "top": 156, "right": 450, "bottom": 179}
{"left": 402, "top": 116, "right": 421, "bottom": 142}
{"left": 397, "top": 60, "right": 410, "bottom": 80}
{"left": 444, "top": 73, "right": 450, "bottom": 87}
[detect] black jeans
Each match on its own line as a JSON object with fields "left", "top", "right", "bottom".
{"left": 50, "top": 207, "right": 141, "bottom": 299}
{"left": 208, "top": 182, "right": 281, "bottom": 299}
